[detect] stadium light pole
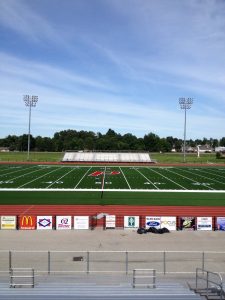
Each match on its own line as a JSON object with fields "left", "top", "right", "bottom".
{"left": 23, "top": 95, "right": 38, "bottom": 161}
{"left": 179, "top": 97, "right": 193, "bottom": 163}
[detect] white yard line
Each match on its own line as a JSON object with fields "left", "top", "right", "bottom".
{"left": 119, "top": 167, "right": 131, "bottom": 189}
{"left": 165, "top": 169, "right": 214, "bottom": 190}
{"left": 188, "top": 168, "right": 225, "bottom": 183}
{"left": 134, "top": 168, "right": 159, "bottom": 189}
{"left": 5, "top": 167, "right": 50, "bottom": 183}
{"left": 0, "top": 165, "right": 37, "bottom": 178}
{"left": 18, "top": 167, "right": 63, "bottom": 188}
{"left": 181, "top": 168, "right": 225, "bottom": 186}
{"left": 101, "top": 167, "right": 107, "bottom": 191}
{"left": 47, "top": 168, "right": 75, "bottom": 188}
{"left": 74, "top": 167, "right": 92, "bottom": 189}
{"left": 1, "top": 188, "right": 225, "bottom": 192}
{"left": 149, "top": 168, "right": 187, "bottom": 190}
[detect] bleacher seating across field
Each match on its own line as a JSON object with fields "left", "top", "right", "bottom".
{"left": 62, "top": 151, "right": 152, "bottom": 163}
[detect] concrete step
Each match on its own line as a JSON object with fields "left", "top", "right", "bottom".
{"left": 0, "top": 282, "right": 202, "bottom": 300}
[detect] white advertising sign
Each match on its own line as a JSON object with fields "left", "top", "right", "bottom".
{"left": 74, "top": 216, "right": 89, "bottom": 230}
{"left": 145, "top": 216, "right": 161, "bottom": 229}
{"left": 56, "top": 216, "right": 72, "bottom": 230}
{"left": 37, "top": 216, "right": 53, "bottom": 230}
{"left": 105, "top": 215, "right": 116, "bottom": 229}
{"left": 197, "top": 217, "right": 212, "bottom": 231}
{"left": 0, "top": 216, "right": 16, "bottom": 230}
{"left": 160, "top": 216, "right": 177, "bottom": 231}
{"left": 124, "top": 216, "right": 139, "bottom": 229}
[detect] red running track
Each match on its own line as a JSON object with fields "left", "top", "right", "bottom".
{"left": 0, "top": 205, "right": 225, "bottom": 217}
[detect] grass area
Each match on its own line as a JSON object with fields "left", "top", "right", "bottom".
{"left": 151, "top": 152, "right": 225, "bottom": 164}
{"left": 0, "top": 152, "right": 63, "bottom": 162}
{"left": 0, "top": 190, "right": 225, "bottom": 206}
{"left": 0, "top": 151, "right": 224, "bottom": 164}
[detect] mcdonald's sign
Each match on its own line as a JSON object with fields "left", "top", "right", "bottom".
{"left": 19, "top": 216, "right": 36, "bottom": 230}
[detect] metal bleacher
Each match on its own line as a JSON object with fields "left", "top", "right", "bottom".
{"left": 62, "top": 151, "right": 152, "bottom": 163}
{"left": 0, "top": 280, "right": 202, "bottom": 300}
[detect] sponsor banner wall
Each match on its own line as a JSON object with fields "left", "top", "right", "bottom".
{"left": 124, "top": 216, "right": 139, "bottom": 229}
{"left": 19, "top": 216, "right": 36, "bottom": 230}
{"left": 197, "top": 217, "right": 212, "bottom": 231}
{"left": 145, "top": 216, "right": 161, "bottom": 229}
{"left": 160, "top": 216, "right": 177, "bottom": 231}
{"left": 180, "top": 217, "right": 196, "bottom": 230}
{"left": 0, "top": 216, "right": 17, "bottom": 230}
{"left": 56, "top": 216, "right": 72, "bottom": 230}
{"left": 37, "top": 216, "right": 53, "bottom": 230}
{"left": 74, "top": 216, "right": 89, "bottom": 230}
{"left": 105, "top": 215, "right": 116, "bottom": 229}
{"left": 217, "top": 217, "right": 225, "bottom": 231}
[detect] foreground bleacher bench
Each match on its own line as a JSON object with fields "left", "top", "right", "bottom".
{"left": 0, "top": 281, "right": 201, "bottom": 300}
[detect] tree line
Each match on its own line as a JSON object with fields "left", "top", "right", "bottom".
{"left": 0, "top": 129, "right": 225, "bottom": 152}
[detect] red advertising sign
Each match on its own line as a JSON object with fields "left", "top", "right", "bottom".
{"left": 19, "top": 216, "right": 36, "bottom": 230}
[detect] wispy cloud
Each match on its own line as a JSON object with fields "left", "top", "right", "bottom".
{"left": 0, "top": 0, "right": 60, "bottom": 43}
{"left": 0, "top": 0, "right": 224, "bottom": 139}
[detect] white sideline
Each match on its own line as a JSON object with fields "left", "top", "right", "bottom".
{"left": 0, "top": 188, "right": 225, "bottom": 192}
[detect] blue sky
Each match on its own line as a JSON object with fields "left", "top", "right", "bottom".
{"left": 0, "top": 0, "right": 225, "bottom": 140}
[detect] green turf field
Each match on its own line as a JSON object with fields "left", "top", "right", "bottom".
{"left": 0, "top": 164, "right": 225, "bottom": 206}
{"left": 0, "top": 151, "right": 224, "bottom": 164}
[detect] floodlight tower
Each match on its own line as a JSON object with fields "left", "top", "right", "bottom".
{"left": 179, "top": 97, "right": 193, "bottom": 163}
{"left": 23, "top": 95, "right": 38, "bottom": 161}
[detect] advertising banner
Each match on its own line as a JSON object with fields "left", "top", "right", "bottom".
{"left": 37, "top": 216, "right": 53, "bottom": 230}
{"left": 145, "top": 216, "right": 161, "bottom": 229}
{"left": 124, "top": 216, "right": 139, "bottom": 229}
{"left": 19, "top": 216, "right": 36, "bottom": 230}
{"left": 105, "top": 215, "right": 116, "bottom": 229}
{"left": 180, "top": 217, "right": 196, "bottom": 230}
{"left": 0, "top": 216, "right": 17, "bottom": 230}
{"left": 197, "top": 217, "right": 212, "bottom": 231}
{"left": 216, "top": 217, "right": 225, "bottom": 231}
{"left": 74, "top": 216, "right": 89, "bottom": 230}
{"left": 160, "top": 216, "right": 177, "bottom": 231}
{"left": 56, "top": 216, "right": 72, "bottom": 230}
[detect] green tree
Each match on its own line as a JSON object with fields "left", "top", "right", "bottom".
{"left": 220, "top": 137, "right": 225, "bottom": 146}
{"left": 144, "top": 132, "right": 161, "bottom": 152}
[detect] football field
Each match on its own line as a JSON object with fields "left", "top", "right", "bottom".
{"left": 0, "top": 164, "right": 225, "bottom": 206}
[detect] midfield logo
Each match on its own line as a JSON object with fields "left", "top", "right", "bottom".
{"left": 89, "top": 171, "right": 120, "bottom": 177}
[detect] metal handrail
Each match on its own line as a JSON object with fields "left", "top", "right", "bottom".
{"left": 133, "top": 269, "right": 156, "bottom": 288}
{"left": 196, "top": 268, "right": 224, "bottom": 299}
{"left": 10, "top": 268, "right": 35, "bottom": 288}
